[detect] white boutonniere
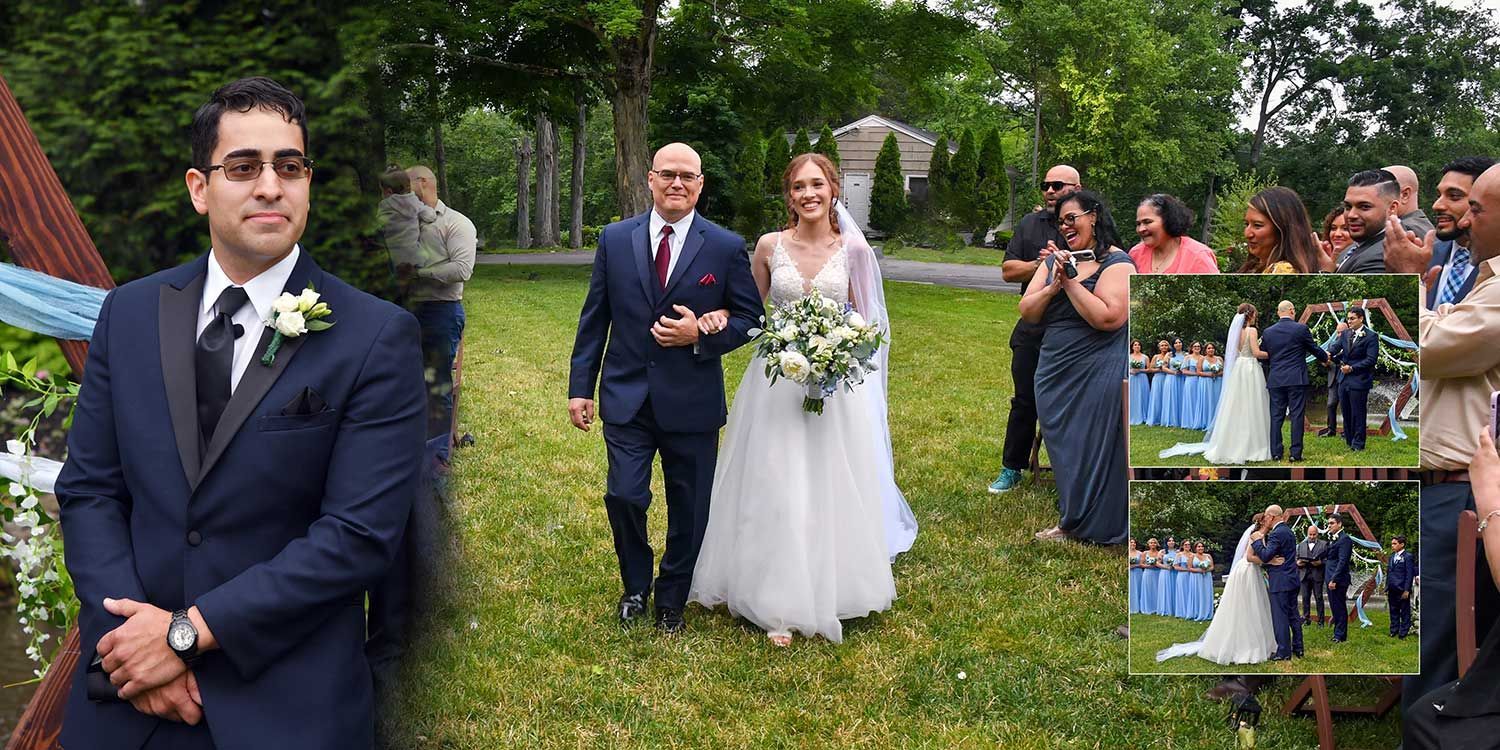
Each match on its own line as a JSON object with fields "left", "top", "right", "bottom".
{"left": 1353, "top": 328, "right": 1366, "bottom": 341}
{"left": 261, "top": 283, "right": 334, "bottom": 366}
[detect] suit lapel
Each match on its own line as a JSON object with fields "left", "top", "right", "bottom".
{"left": 660, "top": 215, "right": 706, "bottom": 301}
{"left": 159, "top": 261, "right": 208, "bottom": 487}
{"left": 631, "top": 215, "right": 658, "bottom": 305}
{"left": 195, "top": 251, "right": 322, "bottom": 489}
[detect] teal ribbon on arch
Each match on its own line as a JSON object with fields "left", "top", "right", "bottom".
{"left": 0, "top": 262, "right": 107, "bottom": 340}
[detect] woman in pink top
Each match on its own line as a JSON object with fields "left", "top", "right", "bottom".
{"left": 1129, "top": 193, "right": 1220, "bottom": 274}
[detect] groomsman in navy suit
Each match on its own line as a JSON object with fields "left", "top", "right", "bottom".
{"left": 568, "top": 143, "right": 763, "bottom": 634}
{"left": 1252, "top": 506, "right": 1303, "bottom": 660}
{"left": 1258, "top": 301, "right": 1331, "bottom": 462}
{"left": 1325, "top": 514, "right": 1356, "bottom": 642}
{"left": 55, "top": 78, "right": 425, "bottom": 749}
{"left": 1388, "top": 535, "right": 1417, "bottom": 638}
{"left": 1325, "top": 307, "right": 1379, "bottom": 451}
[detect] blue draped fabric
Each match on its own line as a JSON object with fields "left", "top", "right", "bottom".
{"left": 0, "top": 263, "right": 107, "bottom": 340}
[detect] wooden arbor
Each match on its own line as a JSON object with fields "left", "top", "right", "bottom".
{"left": 1278, "top": 503, "right": 1404, "bottom": 750}
{"left": 1297, "top": 299, "right": 1416, "bottom": 437}
{"left": 1, "top": 72, "right": 113, "bottom": 750}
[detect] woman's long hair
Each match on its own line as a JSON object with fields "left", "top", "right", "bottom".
{"left": 782, "top": 153, "right": 842, "bottom": 234}
{"left": 1238, "top": 302, "right": 1258, "bottom": 327}
{"left": 1054, "top": 189, "right": 1122, "bottom": 252}
{"left": 1237, "top": 186, "right": 1321, "bottom": 273}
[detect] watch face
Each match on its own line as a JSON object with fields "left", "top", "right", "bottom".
{"left": 168, "top": 621, "right": 195, "bottom": 651}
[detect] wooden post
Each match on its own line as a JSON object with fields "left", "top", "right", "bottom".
{"left": 0, "top": 71, "right": 114, "bottom": 750}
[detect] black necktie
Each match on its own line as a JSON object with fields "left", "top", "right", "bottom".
{"left": 196, "top": 285, "right": 249, "bottom": 443}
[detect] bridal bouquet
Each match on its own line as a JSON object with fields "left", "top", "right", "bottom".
{"left": 753, "top": 290, "right": 885, "bottom": 415}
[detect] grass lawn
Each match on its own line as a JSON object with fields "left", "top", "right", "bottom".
{"left": 877, "top": 242, "right": 1005, "bottom": 267}
{"left": 1130, "top": 423, "right": 1420, "bottom": 468}
{"left": 478, "top": 244, "right": 583, "bottom": 254}
{"left": 389, "top": 264, "right": 1400, "bottom": 748}
{"left": 1130, "top": 610, "right": 1419, "bottom": 675}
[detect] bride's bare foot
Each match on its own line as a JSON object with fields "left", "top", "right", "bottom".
{"left": 768, "top": 632, "right": 792, "bottom": 647}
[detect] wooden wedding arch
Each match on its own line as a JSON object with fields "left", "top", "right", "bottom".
{"left": 1297, "top": 299, "right": 1416, "bottom": 437}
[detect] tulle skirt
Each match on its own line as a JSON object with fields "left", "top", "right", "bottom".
{"left": 689, "top": 358, "right": 897, "bottom": 642}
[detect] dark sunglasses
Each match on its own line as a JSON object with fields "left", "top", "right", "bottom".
{"left": 1041, "top": 180, "right": 1076, "bottom": 192}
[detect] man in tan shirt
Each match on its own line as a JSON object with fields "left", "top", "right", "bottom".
{"left": 1410, "top": 162, "right": 1500, "bottom": 719}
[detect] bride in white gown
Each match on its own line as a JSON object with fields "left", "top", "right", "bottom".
{"left": 1156, "top": 516, "right": 1277, "bottom": 665}
{"left": 689, "top": 154, "right": 915, "bottom": 645}
{"left": 1159, "top": 303, "right": 1272, "bottom": 464}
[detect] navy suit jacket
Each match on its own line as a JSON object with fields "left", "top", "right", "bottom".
{"left": 56, "top": 252, "right": 425, "bottom": 750}
{"left": 569, "top": 211, "right": 763, "bottom": 432}
{"left": 1325, "top": 532, "right": 1355, "bottom": 587}
{"left": 1426, "top": 239, "right": 1479, "bottom": 308}
{"left": 1260, "top": 318, "right": 1329, "bottom": 388}
{"left": 1387, "top": 549, "right": 1417, "bottom": 592}
{"left": 1326, "top": 327, "right": 1378, "bottom": 391}
{"left": 1253, "top": 523, "right": 1300, "bottom": 593}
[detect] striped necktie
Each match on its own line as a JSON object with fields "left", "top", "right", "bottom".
{"left": 1438, "top": 246, "right": 1471, "bottom": 306}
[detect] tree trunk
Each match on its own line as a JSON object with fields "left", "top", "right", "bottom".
{"left": 571, "top": 100, "right": 587, "bottom": 249}
{"left": 1200, "top": 173, "right": 1218, "bottom": 244}
{"left": 431, "top": 95, "right": 449, "bottom": 204}
{"left": 1030, "top": 78, "right": 1042, "bottom": 188}
{"left": 1004, "top": 165, "right": 1019, "bottom": 227}
{"left": 607, "top": 9, "right": 657, "bottom": 218}
{"left": 516, "top": 135, "right": 533, "bottom": 249}
{"left": 534, "top": 112, "right": 561, "bottom": 247}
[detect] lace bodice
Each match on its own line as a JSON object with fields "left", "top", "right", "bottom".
{"left": 769, "top": 235, "right": 849, "bottom": 307}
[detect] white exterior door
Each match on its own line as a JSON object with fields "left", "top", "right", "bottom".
{"left": 843, "top": 172, "right": 872, "bottom": 231}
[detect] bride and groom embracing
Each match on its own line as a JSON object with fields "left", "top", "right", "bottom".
{"left": 1161, "top": 300, "right": 1350, "bottom": 464}
{"left": 1158, "top": 506, "right": 1336, "bottom": 665}
{"left": 567, "top": 144, "right": 917, "bottom": 646}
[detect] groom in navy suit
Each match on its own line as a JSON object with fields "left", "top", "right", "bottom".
{"left": 1325, "top": 514, "right": 1355, "bottom": 642}
{"left": 1252, "top": 506, "right": 1303, "bottom": 660}
{"left": 1257, "top": 301, "right": 1331, "bottom": 461}
{"left": 568, "top": 143, "right": 763, "bottom": 633}
{"left": 1325, "top": 307, "right": 1379, "bottom": 451}
{"left": 55, "top": 78, "right": 426, "bottom": 749}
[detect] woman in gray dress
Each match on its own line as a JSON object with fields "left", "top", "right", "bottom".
{"left": 1019, "top": 189, "right": 1133, "bottom": 544}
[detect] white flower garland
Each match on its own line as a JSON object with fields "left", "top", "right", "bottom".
{"left": 1, "top": 437, "right": 74, "bottom": 679}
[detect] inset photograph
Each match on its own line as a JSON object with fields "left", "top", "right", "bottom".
{"left": 1129, "top": 274, "right": 1419, "bottom": 468}
{"left": 1128, "top": 480, "right": 1420, "bottom": 675}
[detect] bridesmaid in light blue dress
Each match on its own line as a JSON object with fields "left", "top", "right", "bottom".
{"left": 1145, "top": 341, "right": 1168, "bottom": 425}
{"left": 1128, "top": 340, "right": 1151, "bottom": 425}
{"left": 1191, "top": 342, "right": 1217, "bottom": 429}
{"left": 1180, "top": 345, "right": 1204, "bottom": 429}
{"left": 1168, "top": 339, "right": 1189, "bottom": 428}
{"left": 1139, "top": 539, "right": 1162, "bottom": 614}
{"left": 1202, "top": 343, "right": 1225, "bottom": 428}
{"left": 1194, "top": 542, "right": 1216, "bottom": 621}
{"left": 1150, "top": 341, "right": 1182, "bottom": 427}
{"left": 1128, "top": 539, "right": 1144, "bottom": 613}
{"left": 1174, "top": 542, "right": 1197, "bottom": 618}
{"left": 1156, "top": 539, "right": 1178, "bottom": 616}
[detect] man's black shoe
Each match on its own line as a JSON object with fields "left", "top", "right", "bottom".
{"left": 618, "top": 593, "right": 648, "bottom": 626}
{"left": 655, "top": 606, "right": 685, "bottom": 634}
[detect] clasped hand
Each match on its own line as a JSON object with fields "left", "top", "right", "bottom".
{"left": 651, "top": 305, "right": 700, "bottom": 347}
{"left": 96, "top": 598, "right": 202, "bottom": 723}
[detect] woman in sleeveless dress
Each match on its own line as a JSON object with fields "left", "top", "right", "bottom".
{"left": 1146, "top": 340, "right": 1173, "bottom": 426}
{"left": 689, "top": 154, "right": 913, "bottom": 645}
{"left": 1139, "top": 538, "right": 1163, "bottom": 614}
{"left": 1158, "top": 517, "right": 1277, "bottom": 665}
{"left": 1128, "top": 539, "right": 1144, "bottom": 613}
{"left": 1020, "top": 189, "right": 1133, "bottom": 544}
{"left": 1159, "top": 303, "right": 1273, "bottom": 464}
{"left": 1128, "top": 341, "right": 1151, "bottom": 425}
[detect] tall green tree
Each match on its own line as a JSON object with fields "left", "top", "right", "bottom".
{"left": 791, "top": 127, "right": 814, "bottom": 157}
{"left": 976, "top": 127, "right": 1009, "bottom": 234}
{"left": 925, "top": 136, "right": 952, "bottom": 218}
{"left": 733, "top": 136, "right": 768, "bottom": 239}
{"left": 814, "top": 124, "right": 841, "bottom": 166}
{"left": 949, "top": 128, "right": 980, "bottom": 229}
{"left": 870, "top": 133, "right": 908, "bottom": 232}
{"left": 765, "top": 130, "right": 791, "bottom": 194}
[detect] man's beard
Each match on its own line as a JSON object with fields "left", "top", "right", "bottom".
{"left": 1435, "top": 216, "right": 1467, "bottom": 242}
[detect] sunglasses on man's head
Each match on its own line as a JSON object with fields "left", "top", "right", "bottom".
{"left": 1041, "top": 180, "right": 1075, "bottom": 192}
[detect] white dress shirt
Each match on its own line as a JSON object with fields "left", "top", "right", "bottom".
{"left": 648, "top": 209, "right": 695, "bottom": 284}
{"left": 198, "top": 246, "right": 300, "bottom": 393}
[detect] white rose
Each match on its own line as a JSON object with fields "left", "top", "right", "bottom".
{"left": 778, "top": 325, "right": 798, "bottom": 340}
{"left": 297, "top": 288, "right": 321, "bottom": 310}
{"left": 275, "top": 310, "right": 307, "bottom": 337}
{"left": 779, "top": 351, "right": 811, "bottom": 383}
{"left": 809, "top": 334, "right": 831, "bottom": 352}
{"left": 831, "top": 325, "right": 856, "bottom": 343}
{"left": 271, "top": 293, "right": 300, "bottom": 314}
{"left": 845, "top": 311, "right": 867, "bottom": 328}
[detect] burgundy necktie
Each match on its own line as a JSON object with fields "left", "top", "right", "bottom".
{"left": 655, "top": 225, "right": 673, "bottom": 289}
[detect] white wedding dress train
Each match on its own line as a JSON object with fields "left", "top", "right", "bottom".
{"left": 1156, "top": 525, "right": 1277, "bottom": 665}
{"left": 688, "top": 234, "right": 899, "bottom": 643}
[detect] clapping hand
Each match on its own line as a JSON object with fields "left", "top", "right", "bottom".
{"left": 1383, "top": 215, "right": 1436, "bottom": 274}
{"left": 1314, "top": 232, "right": 1339, "bottom": 272}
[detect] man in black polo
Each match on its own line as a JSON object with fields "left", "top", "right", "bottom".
{"left": 990, "top": 164, "right": 1076, "bottom": 493}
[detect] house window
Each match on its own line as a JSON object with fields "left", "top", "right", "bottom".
{"left": 906, "top": 175, "right": 929, "bottom": 202}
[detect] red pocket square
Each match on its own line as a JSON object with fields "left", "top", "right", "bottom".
{"left": 698, "top": 273, "right": 717, "bottom": 286}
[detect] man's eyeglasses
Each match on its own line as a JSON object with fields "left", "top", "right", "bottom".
{"left": 203, "top": 156, "right": 314, "bottom": 182}
{"left": 651, "top": 169, "right": 701, "bottom": 184}
{"left": 1060, "top": 208, "right": 1094, "bottom": 227}
{"left": 1041, "top": 180, "right": 1076, "bottom": 192}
